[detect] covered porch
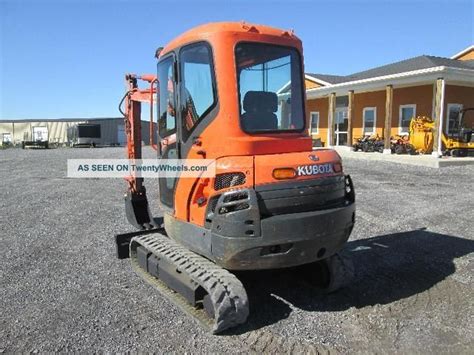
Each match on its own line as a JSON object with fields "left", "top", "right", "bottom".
{"left": 306, "top": 66, "right": 474, "bottom": 157}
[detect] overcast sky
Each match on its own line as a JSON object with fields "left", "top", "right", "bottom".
{"left": 1, "top": 0, "right": 472, "bottom": 119}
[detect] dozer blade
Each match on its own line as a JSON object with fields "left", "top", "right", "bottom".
{"left": 115, "top": 217, "right": 164, "bottom": 259}
{"left": 129, "top": 233, "right": 249, "bottom": 334}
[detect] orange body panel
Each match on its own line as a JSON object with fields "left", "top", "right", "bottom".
{"left": 181, "top": 156, "right": 255, "bottom": 225}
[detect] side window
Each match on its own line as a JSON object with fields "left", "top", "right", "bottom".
{"left": 399, "top": 104, "right": 416, "bottom": 135}
{"left": 180, "top": 43, "right": 216, "bottom": 140}
{"left": 310, "top": 112, "right": 319, "bottom": 134}
{"left": 158, "top": 57, "right": 176, "bottom": 138}
{"left": 363, "top": 107, "right": 376, "bottom": 135}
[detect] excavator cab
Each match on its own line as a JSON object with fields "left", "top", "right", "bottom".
{"left": 443, "top": 107, "right": 474, "bottom": 156}
{"left": 458, "top": 108, "right": 473, "bottom": 143}
{"left": 116, "top": 22, "right": 355, "bottom": 333}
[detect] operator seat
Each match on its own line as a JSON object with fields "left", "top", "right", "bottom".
{"left": 241, "top": 91, "right": 278, "bottom": 131}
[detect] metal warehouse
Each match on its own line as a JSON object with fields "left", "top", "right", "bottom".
{"left": 0, "top": 117, "right": 155, "bottom": 147}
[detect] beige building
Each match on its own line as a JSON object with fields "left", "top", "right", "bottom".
{"left": 304, "top": 45, "right": 474, "bottom": 154}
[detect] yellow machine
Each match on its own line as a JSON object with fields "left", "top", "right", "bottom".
{"left": 409, "top": 116, "right": 434, "bottom": 154}
{"left": 409, "top": 108, "right": 474, "bottom": 156}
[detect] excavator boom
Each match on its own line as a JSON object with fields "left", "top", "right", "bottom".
{"left": 119, "top": 74, "right": 158, "bottom": 229}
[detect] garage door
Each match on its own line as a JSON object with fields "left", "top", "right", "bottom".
{"left": 33, "top": 127, "right": 48, "bottom": 142}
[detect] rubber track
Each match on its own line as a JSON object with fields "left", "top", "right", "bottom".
{"left": 130, "top": 233, "right": 249, "bottom": 334}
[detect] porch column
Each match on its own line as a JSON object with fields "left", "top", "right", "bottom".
{"left": 328, "top": 92, "right": 336, "bottom": 146}
{"left": 432, "top": 78, "right": 445, "bottom": 157}
{"left": 383, "top": 85, "right": 393, "bottom": 154}
{"left": 347, "top": 90, "right": 354, "bottom": 148}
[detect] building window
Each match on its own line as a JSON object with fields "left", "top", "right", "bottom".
{"left": 446, "top": 103, "right": 463, "bottom": 136}
{"left": 310, "top": 112, "right": 319, "bottom": 134}
{"left": 362, "top": 107, "right": 376, "bottom": 135}
{"left": 399, "top": 104, "right": 416, "bottom": 135}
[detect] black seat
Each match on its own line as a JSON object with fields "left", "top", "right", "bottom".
{"left": 241, "top": 91, "right": 278, "bottom": 131}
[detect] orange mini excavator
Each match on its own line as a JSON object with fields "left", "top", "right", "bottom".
{"left": 115, "top": 22, "right": 356, "bottom": 333}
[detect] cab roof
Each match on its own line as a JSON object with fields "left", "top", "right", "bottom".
{"left": 159, "top": 21, "right": 301, "bottom": 57}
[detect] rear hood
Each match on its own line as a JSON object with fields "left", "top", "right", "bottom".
{"left": 254, "top": 149, "right": 342, "bottom": 186}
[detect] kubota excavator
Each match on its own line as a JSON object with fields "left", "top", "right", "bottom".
{"left": 115, "top": 22, "right": 356, "bottom": 333}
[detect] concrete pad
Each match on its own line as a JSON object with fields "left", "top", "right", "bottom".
{"left": 323, "top": 146, "right": 474, "bottom": 168}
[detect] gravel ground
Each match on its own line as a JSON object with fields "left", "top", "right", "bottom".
{"left": 1, "top": 147, "right": 473, "bottom": 353}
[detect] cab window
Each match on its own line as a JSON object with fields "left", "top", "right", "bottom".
{"left": 235, "top": 43, "right": 305, "bottom": 133}
{"left": 180, "top": 43, "right": 216, "bottom": 140}
{"left": 158, "top": 56, "right": 176, "bottom": 137}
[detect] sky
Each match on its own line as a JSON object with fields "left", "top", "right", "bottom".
{"left": 0, "top": 0, "right": 472, "bottom": 119}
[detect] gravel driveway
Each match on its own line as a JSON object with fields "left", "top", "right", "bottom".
{"left": 1, "top": 147, "right": 473, "bottom": 353}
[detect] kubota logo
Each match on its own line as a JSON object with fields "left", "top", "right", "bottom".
{"left": 297, "top": 163, "right": 333, "bottom": 176}
{"left": 308, "top": 154, "right": 319, "bottom": 161}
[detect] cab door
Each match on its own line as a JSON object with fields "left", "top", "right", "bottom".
{"left": 157, "top": 43, "right": 217, "bottom": 217}
{"left": 157, "top": 55, "right": 179, "bottom": 208}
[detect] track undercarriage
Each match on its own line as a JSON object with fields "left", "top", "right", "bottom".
{"left": 130, "top": 233, "right": 249, "bottom": 333}
{"left": 116, "top": 226, "right": 249, "bottom": 333}
{"left": 115, "top": 226, "right": 354, "bottom": 334}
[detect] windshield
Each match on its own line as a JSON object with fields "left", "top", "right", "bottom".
{"left": 235, "top": 43, "right": 305, "bottom": 133}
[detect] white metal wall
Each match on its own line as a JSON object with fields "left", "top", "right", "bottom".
{"left": 0, "top": 118, "right": 153, "bottom": 146}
